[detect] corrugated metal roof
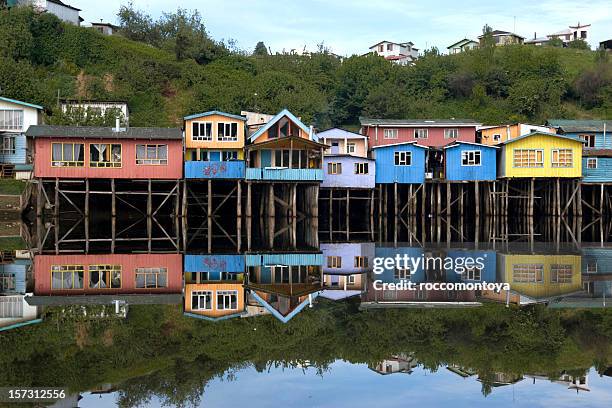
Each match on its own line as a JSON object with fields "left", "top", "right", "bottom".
{"left": 26, "top": 125, "right": 182, "bottom": 140}
{"left": 317, "top": 127, "right": 366, "bottom": 139}
{"left": 0, "top": 96, "right": 43, "bottom": 110}
{"left": 547, "top": 119, "right": 612, "bottom": 133}
{"left": 183, "top": 110, "right": 246, "bottom": 121}
{"left": 360, "top": 117, "right": 481, "bottom": 127}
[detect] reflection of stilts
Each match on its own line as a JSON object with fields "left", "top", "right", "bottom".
{"left": 319, "top": 188, "right": 374, "bottom": 241}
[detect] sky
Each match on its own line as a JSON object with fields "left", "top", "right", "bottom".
{"left": 71, "top": 0, "right": 612, "bottom": 55}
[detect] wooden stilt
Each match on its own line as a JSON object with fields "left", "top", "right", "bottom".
{"left": 346, "top": 189, "right": 350, "bottom": 240}
{"left": 474, "top": 181, "right": 479, "bottom": 218}
{"left": 85, "top": 179, "right": 90, "bottom": 254}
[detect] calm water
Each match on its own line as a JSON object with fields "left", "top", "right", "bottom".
{"left": 1, "top": 214, "right": 611, "bottom": 407}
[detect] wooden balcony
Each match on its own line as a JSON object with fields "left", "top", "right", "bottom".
{"left": 245, "top": 167, "right": 323, "bottom": 181}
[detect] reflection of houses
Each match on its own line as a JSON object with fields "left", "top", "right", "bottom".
{"left": 526, "top": 371, "right": 590, "bottom": 393}
{"left": 183, "top": 254, "right": 247, "bottom": 321}
{"left": 0, "top": 251, "right": 41, "bottom": 332}
{"left": 0, "top": 96, "right": 43, "bottom": 179}
{"left": 320, "top": 243, "right": 372, "bottom": 301}
{"left": 369, "top": 353, "right": 418, "bottom": 375}
{"left": 447, "top": 365, "right": 477, "bottom": 378}
{"left": 478, "top": 372, "right": 523, "bottom": 386}
{"left": 245, "top": 252, "right": 323, "bottom": 323}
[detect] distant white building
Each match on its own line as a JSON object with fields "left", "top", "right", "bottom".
{"left": 368, "top": 41, "right": 419, "bottom": 65}
{"left": 9, "top": 0, "right": 82, "bottom": 26}
{"left": 90, "top": 21, "right": 118, "bottom": 36}
{"left": 547, "top": 23, "right": 591, "bottom": 45}
{"left": 447, "top": 38, "right": 479, "bottom": 54}
{"left": 61, "top": 100, "right": 129, "bottom": 125}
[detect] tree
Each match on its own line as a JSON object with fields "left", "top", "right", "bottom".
{"left": 547, "top": 37, "right": 564, "bottom": 47}
{"left": 568, "top": 39, "right": 590, "bottom": 50}
{"left": 480, "top": 24, "right": 494, "bottom": 48}
{"left": 253, "top": 41, "right": 268, "bottom": 56}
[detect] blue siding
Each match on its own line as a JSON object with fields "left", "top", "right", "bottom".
{"left": 245, "top": 168, "right": 323, "bottom": 181}
{"left": 322, "top": 156, "right": 375, "bottom": 188}
{"left": 184, "top": 254, "right": 245, "bottom": 273}
{"left": 444, "top": 144, "right": 497, "bottom": 181}
{"left": 0, "top": 262, "right": 28, "bottom": 294}
{"left": 246, "top": 253, "right": 323, "bottom": 267}
{"left": 0, "top": 133, "right": 27, "bottom": 165}
{"left": 562, "top": 131, "right": 612, "bottom": 149}
{"left": 373, "top": 144, "right": 426, "bottom": 184}
{"left": 261, "top": 150, "right": 272, "bottom": 167}
{"left": 582, "top": 157, "right": 612, "bottom": 182}
{"left": 374, "top": 246, "right": 426, "bottom": 283}
{"left": 184, "top": 161, "right": 245, "bottom": 179}
{"left": 445, "top": 249, "right": 497, "bottom": 282}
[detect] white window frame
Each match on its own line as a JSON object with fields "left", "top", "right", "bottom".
{"left": 1, "top": 135, "right": 16, "bottom": 154}
{"left": 513, "top": 149, "right": 544, "bottom": 168}
{"left": 464, "top": 266, "right": 481, "bottom": 281}
{"left": 461, "top": 150, "right": 481, "bottom": 166}
{"left": 192, "top": 290, "right": 213, "bottom": 310}
{"left": 550, "top": 265, "right": 573, "bottom": 283}
{"left": 493, "top": 134, "right": 501, "bottom": 142}
{"left": 394, "top": 268, "right": 410, "bottom": 280}
{"left": 217, "top": 290, "right": 238, "bottom": 310}
{"left": 346, "top": 142, "right": 356, "bottom": 154}
{"left": 383, "top": 129, "right": 398, "bottom": 139}
{"left": 217, "top": 122, "right": 238, "bottom": 141}
{"left": 347, "top": 275, "right": 356, "bottom": 284}
{"left": 192, "top": 122, "right": 213, "bottom": 141}
{"left": 551, "top": 149, "right": 573, "bottom": 168}
{"left": 394, "top": 151, "right": 412, "bottom": 166}
{"left": 0, "top": 109, "right": 24, "bottom": 130}
{"left": 444, "top": 128, "right": 458, "bottom": 139}
{"left": 586, "top": 158, "right": 598, "bottom": 169}
{"left": 512, "top": 264, "right": 544, "bottom": 283}
{"left": 414, "top": 129, "right": 428, "bottom": 139}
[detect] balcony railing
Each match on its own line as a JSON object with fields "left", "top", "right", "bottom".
{"left": 184, "top": 160, "right": 245, "bottom": 179}
{"left": 246, "top": 167, "right": 324, "bottom": 181}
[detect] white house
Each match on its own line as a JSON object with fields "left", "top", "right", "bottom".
{"left": 0, "top": 96, "right": 43, "bottom": 179}
{"left": 9, "top": 0, "right": 82, "bottom": 26}
{"left": 447, "top": 38, "right": 479, "bottom": 54}
{"left": 90, "top": 21, "right": 118, "bottom": 36}
{"left": 368, "top": 41, "right": 419, "bottom": 65}
{"left": 60, "top": 100, "right": 129, "bottom": 125}
{"left": 547, "top": 23, "right": 591, "bottom": 45}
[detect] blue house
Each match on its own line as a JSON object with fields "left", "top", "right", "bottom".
{"left": 322, "top": 155, "right": 375, "bottom": 188}
{"left": 1, "top": 255, "right": 41, "bottom": 332}
{"left": 582, "top": 150, "right": 612, "bottom": 183}
{"left": 548, "top": 119, "right": 612, "bottom": 149}
{"left": 0, "top": 96, "right": 43, "bottom": 179}
{"left": 371, "top": 142, "right": 427, "bottom": 184}
{"left": 443, "top": 141, "right": 498, "bottom": 181}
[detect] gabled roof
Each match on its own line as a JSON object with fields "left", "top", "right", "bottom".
{"left": 547, "top": 119, "right": 611, "bottom": 133}
{"left": 48, "top": 0, "right": 81, "bottom": 12}
{"left": 248, "top": 109, "right": 314, "bottom": 142}
{"left": 500, "top": 131, "right": 585, "bottom": 145}
{"left": 371, "top": 141, "right": 428, "bottom": 150}
{"left": 478, "top": 30, "right": 525, "bottom": 39}
{"left": 184, "top": 110, "right": 246, "bottom": 121}
{"left": 443, "top": 141, "right": 499, "bottom": 149}
{"left": 26, "top": 125, "right": 183, "bottom": 140}
{"left": 317, "top": 127, "right": 367, "bottom": 139}
{"left": 360, "top": 117, "right": 480, "bottom": 127}
{"left": 0, "top": 96, "right": 43, "bottom": 110}
{"left": 250, "top": 290, "right": 319, "bottom": 323}
{"left": 447, "top": 38, "right": 478, "bottom": 49}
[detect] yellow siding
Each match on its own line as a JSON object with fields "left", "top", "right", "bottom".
{"left": 501, "top": 134, "right": 583, "bottom": 178}
{"left": 184, "top": 283, "right": 245, "bottom": 317}
{"left": 501, "top": 254, "right": 582, "bottom": 299}
{"left": 184, "top": 114, "right": 245, "bottom": 150}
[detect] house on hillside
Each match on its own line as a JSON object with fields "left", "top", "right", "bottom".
{"left": 447, "top": 39, "right": 479, "bottom": 54}
{"left": 478, "top": 30, "right": 524, "bottom": 46}
{"left": 0, "top": 251, "right": 41, "bottom": 332}
{"left": 368, "top": 41, "right": 419, "bottom": 65}
{"left": 479, "top": 123, "right": 556, "bottom": 145}
{"left": 90, "top": 21, "right": 118, "bottom": 35}
{"left": 600, "top": 39, "right": 612, "bottom": 51}
{"left": 60, "top": 100, "right": 129, "bottom": 126}
{"left": 548, "top": 23, "right": 590, "bottom": 45}
{"left": 8, "top": 0, "right": 82, "bottom": 25}
{"left": 183, "top": 111, "right": 246, "bottom": 179}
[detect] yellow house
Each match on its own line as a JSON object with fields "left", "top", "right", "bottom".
{"left": 480, "top": 123, "right": 556, "bottom": 145}
{"left": 498, "top": 253, "right": 582, "bottom": 302}
{"left": 183, "top": 111, "right": 246, "bottom": 162}
{"left": 184, "top": 279, "right": 246, "bottom": 321}
{"left": 499, "top": 132, "right": 584, "bottom": 178}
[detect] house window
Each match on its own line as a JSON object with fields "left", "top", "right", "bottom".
{"left": 347, "top": 143, "right": 356, "bottom": 154}
{"left": 551, "top": 149, "right": 573, "bottom": 168}
{"left": 1, "top": 136, "right": 16, "bottom": 154}
{"left": 192, "top": 290, "right": 213, "bottom": 310}
{"left": 90, "top": 143, "right": 122, "bottom": 167}
{"left": 354, "top": 256, "right": 369, "bottom": 268}
{"left": 51, "top": 265, "right": 84, "bottom": 289}
{"left": 414, "top": 129, "right": 428, "bottom": 139}
{"left": 493, "top": 134, "right": 501, "bottom": 142}
{"left": 328, "top": 162, "right": 342, "bottom": 174}
{"left": 354, "top": 162, "right": 369, "bottom": 174}
{"left": 394, "top": 151, "right": 412, "bottom": 166}
{"left": 135, "top": 267, "right": 168, "bottom": 288}
{"left": 387, "top": 43, "right": 393, "bottom": 51}
{"left": 0, "top": 109, "right": 23, "bottom": 130}
{"left": 461, "top": 150, "right": 481, "bottom": 166}
{"left": 513, "top": 149, "right": 543, "bottom": 168}
{"left": 512, "top": 264, "right": 544, "bottom": 283}
{"left": 217, "top": 290, "right": 238, "bottom": 310}
{"left": 192, "top": 122, "right": 212, "bottom": 141}
{"left": 347, "top": 275, "right": 356, "bottom": 284}
{"left": 136, "top": 144, "right": 168, "bottom": 165}
{"left": 586, "top": 263, "right": 597, "bottom": 273}
{"left": 444, "top": 128, "right": 459, "bottom": 139}
{"left": 378, "top": 45, "right": 384, "bottom": 52}
{"left": 273, "top": 149, "right": 292, "bottom": 167}
{"left": 327, "top": 256, "right": 342, "bottom": 268}
{"left": 52, "top": 143, "right": 84, "bottom": 167}
{"left": 551, "top": 265, "right": 573, "bottom": 283}
{"left": 579, "top": 134, "right": 595, "bottom": 147}
{"left": 587, "top": 158, "right": 598, "bottom": 169}
{"left": 394, "top": 268, "right": 410, "bottom": 280}
{"left": 0, "top": 273, "right": 16, "bottom": 292}
{"left": 88, "top": 265, "right": 121, "bottom": 289}
{"left": 383, "top": 129, "right": 398, "bottom": 139}
{"left": 464, "top": 266, "right": 482, "bottom": 281}
{"left": 221, "top": 151, "right": 238, "bottom": 161}
{"left": 218, "top": 122, "right": 238, "bottom": 141}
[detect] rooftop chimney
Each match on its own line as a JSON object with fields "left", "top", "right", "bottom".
{"left": 115, "top": 117, "right": 120, "bottom": 132}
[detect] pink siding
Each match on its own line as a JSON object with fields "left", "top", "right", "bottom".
{"left": 33, "top": 138, "right": 183, "bottom": 179}
{"left": 362, "top": 125, "right": 477, "bottom": 148}
{"left": 34, "top": 254, "right": 183, "bottom": 295}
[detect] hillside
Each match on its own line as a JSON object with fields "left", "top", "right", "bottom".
{"left": 0, "top": 6, "right": 610, "bottom": 129}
